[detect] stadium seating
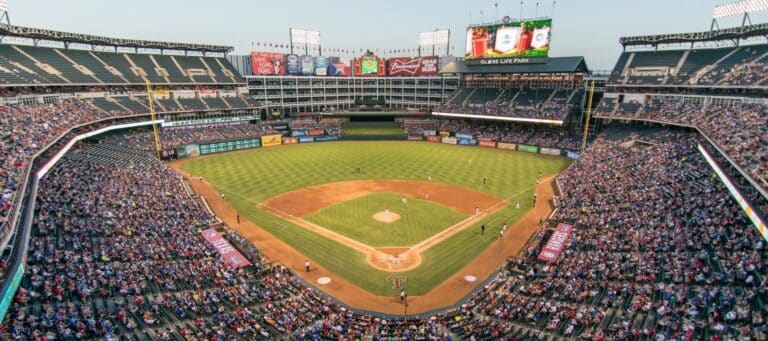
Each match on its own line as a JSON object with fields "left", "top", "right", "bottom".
{"left": 596, "top": 96, "right": 768, "bottom": 195}
{"left": 609, "top": 44, "right": 768, "bottom": 86}
{"left": 0, "top": 44, "right": 244, "bottom": 85}
{"left": 437, "top": 86, "right": 580, "bottom": 121}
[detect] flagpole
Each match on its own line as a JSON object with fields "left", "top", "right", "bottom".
{"left": 519, "top": 1, "right": 524, "bottom": 21}
{"left": 535, "top": 1, "right": 539, "bottom": 19}
{"left": 495, "top": 3, "right": 498, "bottom": 22}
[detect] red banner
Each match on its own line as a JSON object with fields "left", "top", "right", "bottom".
{"left": 537, "top": 223, "right": 574, "bottom": 263}
{"left": 283, "top": 137, "right": 298, "bottom": 145}
{"left": 426, "top": 135, "right": 441, "bottom": 142}
{"left": 251, "top": 52, "right": 285, "bottom": 75}
{"left": 479, "top": 139, "right": 497, "bottom": 148}
{"left": 387, "top": 56, "right": 439, "bottom": 76}
{"left": 201, "top": 229, "right": 251, "bottom": 268}
{"left": 308, "top": 128, "right": 325, "bottom": 136}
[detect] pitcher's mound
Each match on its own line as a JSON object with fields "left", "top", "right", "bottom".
{"left": 373, "top": 211, "right": 401, "bottom": 223}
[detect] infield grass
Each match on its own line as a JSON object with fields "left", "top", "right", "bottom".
{"left": 182, "top": 141, "right": 571, "bottom": 295}
{"left": 305, "top": 192, "right": 467, "bottom": 247}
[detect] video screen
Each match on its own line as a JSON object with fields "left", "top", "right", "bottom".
{"left": 361, "top": 59, "right": 378, "bottom": 74}
{"left": 465, "top": 19, "right": 551, "bottom": 64}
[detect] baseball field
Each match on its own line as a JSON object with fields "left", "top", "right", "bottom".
{"left": 178, "top": 141, "right": 570, "bottom": 304}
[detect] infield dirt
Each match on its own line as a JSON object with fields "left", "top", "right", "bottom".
{"left": 169, "top": 159, "right": 556, "bottom": 315}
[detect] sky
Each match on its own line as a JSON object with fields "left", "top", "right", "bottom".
{"left": 6, "top": 0, "right": 768, "bottom": 70}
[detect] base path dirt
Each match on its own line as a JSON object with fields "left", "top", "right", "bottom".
{"left": 168, "top": 159, "right": 558, "bottom": 315}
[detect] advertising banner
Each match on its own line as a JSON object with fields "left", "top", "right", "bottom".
{"left": 442, "top": 137, "right": 458, "bottom": 145}
{"left": 456, "top": 133, "right": 474, "bottom": 140}
{"left": 314, "top": 135, "right": 339, "bottom": 142}
{"left": 538, "top": 223, "right": 574, "bottom": 263}
{"left": 479, "top": 139, "right": 497, "bottom": 148}
{"left": 283, "top": 137, "right": 298, "bottom": 145}
{"left": 301, "top": 55, "right": 315, "bottom": 75}
{"left": 308, "top": 128, "right": 325, "bottom": 136}
{"left": 540, "top": 147, "right": 561, "bottom": 156}
{"left": 328, "top": 57, "right": 350, "bottom": 77}
{"left": 408, "top": 136, "right": 423, "bottom": 141}
{"left": 250, "top": 52, "right": 285, "bottom": 75}
{"left": 423, "top": 130, "right": 437, "bottom": 136}
{"left": 299, "top": 137, "right": 315, "bottom": 143}
{"left": 465, "top": 18, "right": 552, "bottom": 65}
{"left": 286, "top": 54, "right": 301, "bottom": 75}
{"left": 387, "top": 56, "right": 439, "bottom": 76}
{"left": 200, "top": 139, "right": 260, "bottom": 155}
{"left": 291, "top": 130, "right": 307, "bottom": 137}
{"left": 517, "top": 144, "right": 539, "bottom": 153}
{"left": 184, "top": 144, "right": 200, "bottom": 157}
{"left": 497, "top": 142, "right": 516, "bottom": 150}
{"left": 201, "top": 229, "right": 251, "bottom": 268}
{"left": 426, "top": 135, "right": 441, "bottom": 142}
{"left": 458, "top": 138, "right": 478, "bottom": 146}
{"left": 0, "top": 264, "right": 23, "bottom": 322}
{"left": 354, "top": 56, "right": 386, "bottom": 76}
{"left": 315, "top": 56, "right": 329, "bottom": 76}
{"left": 566, "top": 151, "right": 580, "bottom": 159}
{"left": 261, "top": 134, "right": 282, "bottom": 147}
{"left": 438, "top": 131, "right": 451, "bottom": 137}
{"left": 175, "top": 147, "right": 187, "bottom": 158}
{"left": 160, "top": 148, "right": 177, "bottom": 160}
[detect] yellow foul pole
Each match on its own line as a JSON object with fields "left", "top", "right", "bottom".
{"left": 145, "top": 80, "right": 162, "bottom": 159}
{"left": 581, "top": 80, "right": 595, "bottom": 154}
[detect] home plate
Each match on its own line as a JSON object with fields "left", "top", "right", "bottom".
{"left": 464, "top": 275, "right": 477, "bottom": 283}
{"left": 317, "top": 277, "right": 332, "bottom": 285}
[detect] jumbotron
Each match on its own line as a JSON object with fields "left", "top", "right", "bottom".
{"left": 0, "top": 2, "right": 766, "bottom": 340}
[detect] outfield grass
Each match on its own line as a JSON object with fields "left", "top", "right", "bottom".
{"left": 182, "top": 141, "right": 571, "bottom": 295}
{"left": 305, "top": 192, "right": 467, "bottom": 247}
{"left": 341, "top": 121, "right": 405, "bottom": 136}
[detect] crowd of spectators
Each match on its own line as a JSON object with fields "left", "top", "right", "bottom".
{"left": 109, "top": 122, "right": 275, "bottom": 152}
{"left": 0, "top": 99, "right": 131, "bottom": 249}
{"left": 436, "top": 88, "right": 576, "bottom": 121}
{"left": 599, "top": 97, "right": 768, "bottom": 195}
{"left": 437, "top": 120, "right": 582, "bottom": 151}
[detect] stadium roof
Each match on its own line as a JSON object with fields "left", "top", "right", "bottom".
{"left": 439, "top": 56, "right": 589, "bottom": 74}
{"left": 620, "top": 22, "right": 768, "bottom": 47}
{"left": 0, "top": 24, "right": 234, "bottom": 53}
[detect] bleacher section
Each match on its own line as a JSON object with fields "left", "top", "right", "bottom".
{"left": 177, "top": 97, "right": 208, "bottom": 111}
{"left": 609, "top": 44, "right": 768, "bottom": 87}
{"left": 437, "top": 86, "right": 579, "bottom": 121}
{"left": 0, "top": 44, "right": 244, "bottom": 85}
{"left": 466, "top": 87, "right": 501, "bottom": 105}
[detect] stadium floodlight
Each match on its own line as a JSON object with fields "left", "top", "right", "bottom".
{"left": 713, "top": 0, "right": 768, "bottom": 18}
{"left": 290, "top": 28, "right": 321, "bottom": 45}
{"left": 418, "top": 30, "right": 449, "bottom": 46}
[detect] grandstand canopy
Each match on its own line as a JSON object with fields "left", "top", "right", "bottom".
{"left": 620, "top": 22, "right": 768, "bottom": 47}
{"left": 439, "top": 56, "right": 589, "bottom": 75}
{"left": 0, "top": 24, "right": 234, "bottom": 53}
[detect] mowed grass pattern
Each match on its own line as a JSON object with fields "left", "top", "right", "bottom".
{"left": 305, "top": 193, "right": 467, "bottom": 247}
{"left": 341, "top": 122, "right": 405, "bottom": 136}
{"left": 182, "top": 141, "right": 571, "bottom": 295}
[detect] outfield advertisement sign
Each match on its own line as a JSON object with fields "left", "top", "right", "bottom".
{"left": 184, "top": 144, "right": 201, "bottom": 157}
{"left": 283, "top": 137, "right": 298, "bottom": 145}
{"left": 517, "top": 145, "right": 539, "bottom": 153}
{"left": 301, "top": 55, "right": 315, "bottom": 75}
{"left": 538, "top": 223, "right": 574, "bottom": 263}
{"left": 308, "top": 128, "right": 325, "bottom": 136}
{"left": 458, "top": 138, "right": 478, "bottom": 146}
{"left": 426, "top": 135, "right": 441, "bottom": 142}
{"left": 423, "top": 130, "right": 437, "bottom": 136}
{"left": 387, "top": 56, "right": 439, "bottom": 76}
{"left": 315, "top": 56, "right": 329, "bottom": 76}
{"left": 438, "top": 131, "right": 451, "bottom": 137}
{"left": 201, "top": 229, "right": 251, "bottom": 268}
{"left": 479, "top": 139, "right": 497, "bottom": 148}
{"left": 456, "top": 133, "right": 474, "bottom": 140}
{"left": 250, "top": 52, "right": 285, "bottom": 75}
{"left": 291, "top": 130, "right": 307, "bottom": 137}
{"left": 200, "top": 138, "right": 260, "bottom": 155}
{"left": 299, "top": 137, "right": 315, "bottom": 143}
{"left": 261, "top": 134, "right": 282, "bottom": 147}
{"left": 442, "top": 137, "right": 458, "bottom": 145}
{"left": 567, "top": 151, "right": 580, "bottom": 159}
{"left": 540, "top": 147, "right": 561, "bottom": 156}
{"left": 314, "top": 135, "right": 340, "bottom": 142}
{"left": 408, "top": 136, "right": 423, "bottom": 141}
{"left": 286, "top": 54, "right": 301, "bottom": 75}
{"left": 497, "top": 142, "right": 516, "bottom": 150}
